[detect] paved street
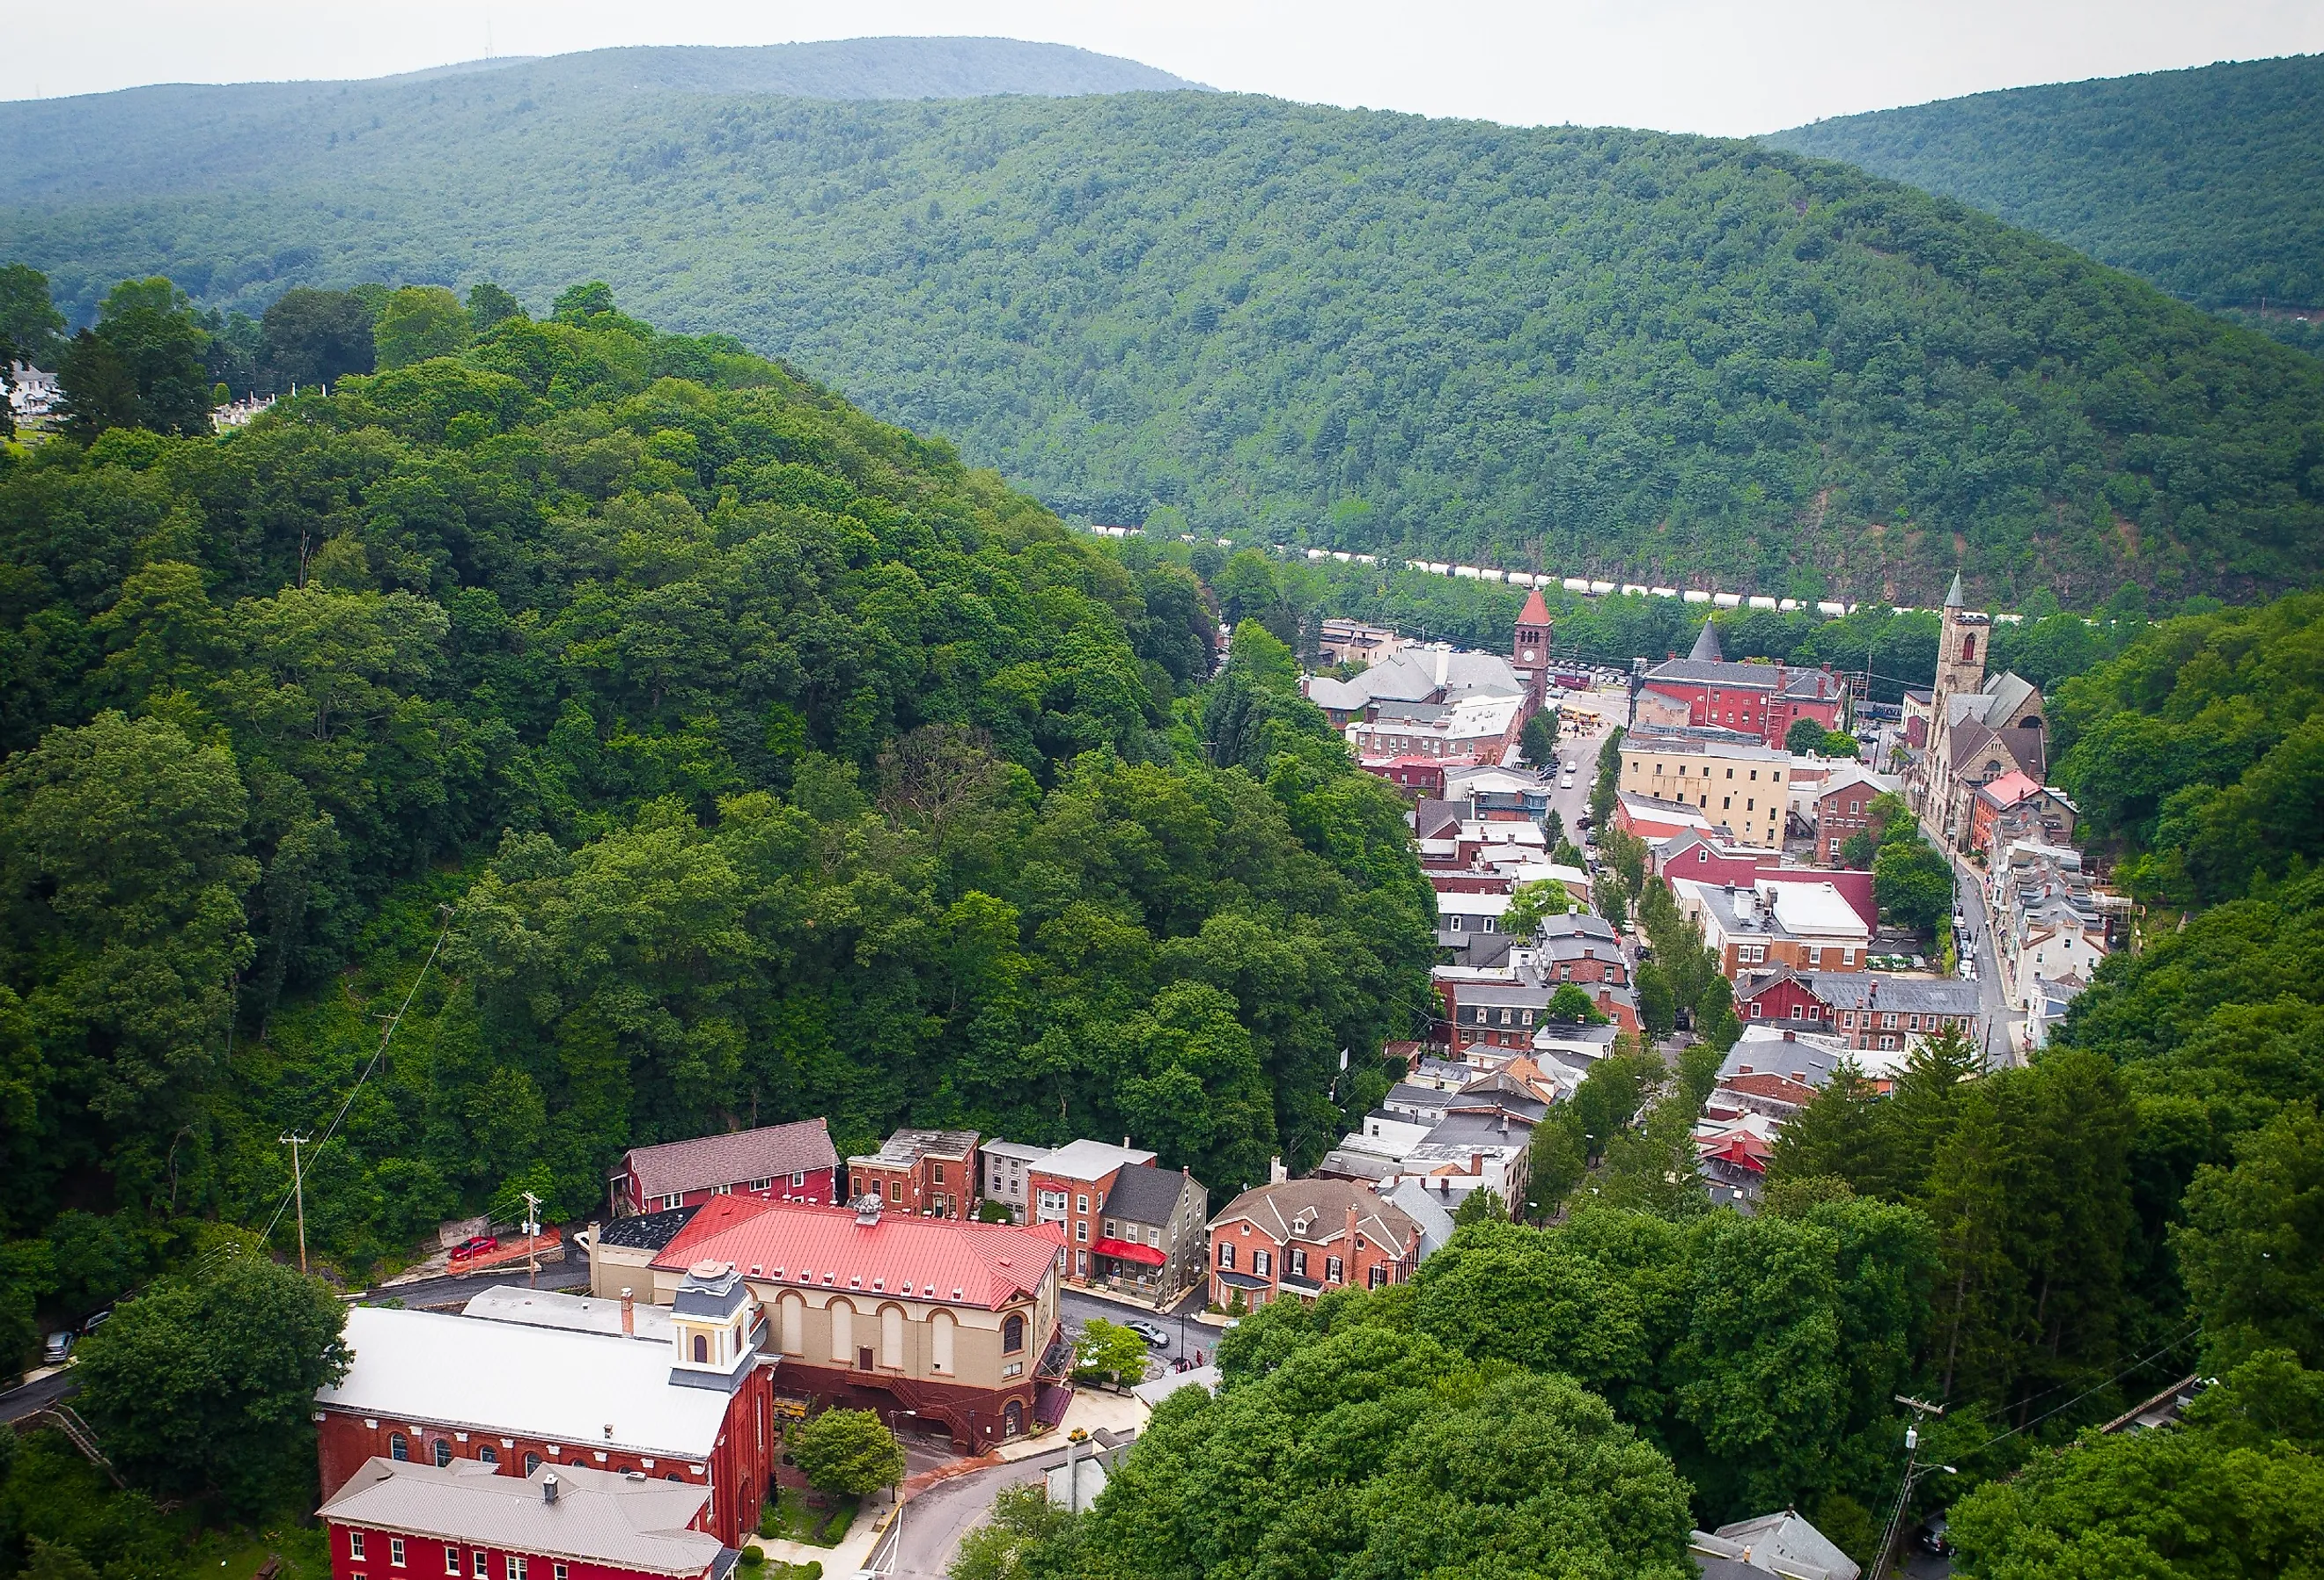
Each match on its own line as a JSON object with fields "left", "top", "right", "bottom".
{"left": 1944, "top": 846, "right": 2024, "bottom": 1067}
{"left": 877, "top": 1446, "right": 1073, "bottom": 1579}
{"left": 0, "top": 1368, "right": 75, "bottom": 1424}
{"left": 364, "top": 1264, "right": 589, "bottom": 1309}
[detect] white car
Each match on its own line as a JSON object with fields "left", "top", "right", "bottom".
{"left": 1560, "top": 771, "right": 1576, "bottom": 790}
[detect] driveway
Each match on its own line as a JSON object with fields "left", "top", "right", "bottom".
{"left": 875, "top": 1447, "right": 1071, "bottom": 1578}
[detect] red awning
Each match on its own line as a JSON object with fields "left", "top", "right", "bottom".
{"left": 1093, "top": 1237, "right": 1166, "bottom": 1267}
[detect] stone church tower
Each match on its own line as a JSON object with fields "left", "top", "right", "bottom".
{"left": 1918, "top": 570, "right": 1990, "bottom": 814}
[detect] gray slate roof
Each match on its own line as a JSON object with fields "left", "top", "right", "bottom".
{"left": 1801, "top": 973, "right": 1981, "bottom": 1015}
{"left": 1101, "top": 1161, "right": 1196, "bottom": 1227}
{"left": 621, "top": 1119, "right": 836, "bottom": 1199}
{"left": 318, "top": 1459, "right": 719, "bottom": 1576}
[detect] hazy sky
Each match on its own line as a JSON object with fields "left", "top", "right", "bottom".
{"left": 9, "top": 0, "right": 2323, "bottom": 134}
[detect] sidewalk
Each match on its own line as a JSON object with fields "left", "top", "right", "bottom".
{"left": 1066, "top": 1282, "right": 1188, "bottom": 1316}
{"left": 990, "top": 1389, "right": 1148, "bottom": 1463}
{"left": 750, "top": 1503, "right": 889, "bottom": 1576}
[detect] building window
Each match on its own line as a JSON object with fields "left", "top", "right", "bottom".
{"left": 445, "top": 1549, "right": 459, "bottom": 1576}
{"left": 1003, "top": 1314, "right": 1026, "bottom": 1354}
{"left": 1075, "top": 1221, "right": 1088, "bottom": 1243}
{"left": 750, "top": 1178, "right": 773, "bottom": 1192}
{"left": 1326, "top": 1256, "right": 1343, "bottom": 1283}
{"left": 391, "top": 1540, "right": 405, "bottom": 1568}
{"left": 478, "top": 1447, "right": 496, "bottom": 1466}
{"left": 791, "top": 1171, "right": 806, "bottom": 1187}
{"left": 888, "top": 1179, "right": 903, "bottom": 1203}
{"left": 434, "top": 1439, "right": 453, "bottom": 1467}
{"left": 555, "top": 1569, "right": 569, "bottom": 1580}
{"left": 506, "top": 1560, "right": 527, "bottom": 1580}
{"left": 662, "top": 1194, "right": 682, "bottom": 1210}
{"left": 1253, "top": 1250, "right": 1272, "bottom": 1277}
{"left": 352, "top": 1534, "right": 367, "bottom": 1561}
{"left": 1368, "top": 1266, "right": 1387, "bottom": 1289}
{"left": 524, "top": 1453, "right": 541, "bottom": 1475}
{"left": 389, "top": 1433, "right": 408, "bottom": 1462}
{"left": 474, "top": 1554, "right": 489, "bottom": 1579}
{"left": 1217, "top": 1243, "right": 1235, "bottom": 1270}
{"left": 1103, "top": 1220, "right": 1118, "bottom": 1238}
{"left": 692, "top": 1334, "right": 709, "bottom": 1363}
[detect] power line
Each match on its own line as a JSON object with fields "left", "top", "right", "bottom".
{"left": 1957, "top": 1322, "right": 2205, "bottom": 1460}
{"left": 260, "top": 905, "right": 458, "bottom": 1246}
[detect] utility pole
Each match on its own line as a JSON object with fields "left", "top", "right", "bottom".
{"left": 521, "top": 1190, "right": 543, "bottom": 1290}
{"left": 1875, "top": 1395, "right": 1947, "bottom": 1579}
{"left": 279, "top": 1133, "right": 311, "bottom": 1273}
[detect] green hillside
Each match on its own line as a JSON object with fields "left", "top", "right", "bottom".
{"left": 0, "top": 288, "right": 1430, "bottom": 1291}
{"left": 1766, "top": 54, "right": 2324, "bottom": 352}
{"left": 6, "top": 70, "right": 2324, "bottom": 604}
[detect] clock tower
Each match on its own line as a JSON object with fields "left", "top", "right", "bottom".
{"left": 1512, "top": 586, "right": 1553, "bottom": 708}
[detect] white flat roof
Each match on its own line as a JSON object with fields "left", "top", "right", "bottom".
{"left": 1033, "top": 1139, "right": 1157, "bottom": 1181}
{"left": 1766, "top": 882, "right": 1872, "bottom": 938}
{"left": 461, "top": 1286, "right": 673, "bottom": 1343}
{"left": 318, "top": 1307, "right": 730, "bottom": 1460}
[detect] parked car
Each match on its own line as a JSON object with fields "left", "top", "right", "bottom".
{"left": 42, "top": 1331, "right": 73, "bottom": 1365}
{"left": 81, "top": 1309, "right": 112, "bottom": 1335}
{"left": 1125, "top": 1320, "right": 1171, "bottom": 1349}
{"left": 1917, "top": 1516, "right": 1952, "bottom": 1555}
{"left": 450, "top": 1234, "right": 500, "bottom": 1260}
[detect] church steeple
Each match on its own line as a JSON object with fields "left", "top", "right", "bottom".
{"left": 1945, "top": 570, "right": 1966, "bottom": 609}
{"left": 1688, "top": 620, "right": 1723, "bottom": 663}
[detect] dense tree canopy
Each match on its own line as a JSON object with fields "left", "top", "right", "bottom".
{"left": 0, "top": 283, "right": 1431, "bottom": 1319}
{"left": 8, "top": 84, "right": 2324, "bottom": 602}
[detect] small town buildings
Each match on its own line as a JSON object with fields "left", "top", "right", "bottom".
{"left": 1347, "top": 694, "right": 1526, "bottom": 764}
{"left": 1639, "top": 622, "right": 1846, "bottom": 746}
{"left": 1024, "top": 1139, "right": 1158, "bottom": 1283}
{"left": 1358, "top": 755, "right": 1448, "bottom": 800}
{"left": 1978, "top": 780, "right": 2080, "bottom": 869}
{"left": 1207, "top": 1179, "right": 1423, "bottom": 1310}
{"left": 585, "top": 1206, "right": 701, "bottom": 1300}
{"left": 1618, "top": 727, "right": 1791, "bottom": 848}
{"left": 1801, "top": 973, "right": 1985, "bottom": 1055}
{"left": 462, "top": 1286, "right": 673, "bottom": 1344}
{"left": 1315, "top": 618, "right": 1408, "bottom": 669}
{"left": 846, "top": 1128, "right": 981, "bottom": 1220}
{"left": 1092, "top": 1163, "right": 1210, "bottom": 1300}
{"left": 1692, "top": 1510, "right": 1862, "bottom": 1580}
{"left": 1811, "top": 764, "right": 1897, "bottom": 865}
{"left": 314, "top": 1271, "right": 776, "bottom": 1547}
{"left": 1444, "top": 764, "right": 1553, "bottom": 821}
{"left": 648, "top": 1196, "right": 1068, "bottom": 1449}
{"left": 609, "top": 1120, "right": 839, "bottom": 1217}
{"left": 1671, "top": 878, "right": 1872, "bottom": 979}
{"left": 1303, "top": 644, "right": 1528, "bottom": 720}
{"left": 1991, "top": 840, "right": 2121, "bottom": 1032}
{"left": 1905, "top": 575, "right": 2048, "bottom": 849}
{"left": 979, "top": 1141, "right": 1051, "bottom": 1224}
{"left": 1613, "top": 790, "right": 1723, "bottom": 846}
{"left": 1652, "top": 831, "right": 1879, "bottom": 932}
{"left": 319, "top": 1459, "right": 727, "bottom": 1580}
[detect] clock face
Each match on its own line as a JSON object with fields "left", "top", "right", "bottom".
{"left": 1523, "top": 649, "right": 1537, "bottom": 661}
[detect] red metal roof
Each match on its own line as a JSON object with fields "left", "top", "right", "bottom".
{"left": 653, "top": 1201, "right": 1066, "bottom": 1311}
{"left": 1092, "top": 1237, "right": 1166, "bottom": 1267}
{"left": 1518, "top": 589, "right": 1552, "bottom": 627}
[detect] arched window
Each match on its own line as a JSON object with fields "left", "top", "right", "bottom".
{"left": 389, "top": 1433, "right": 409, "bottom": 1462}
{"left": 478, "top": 1446, "right": 497, "bottom": 1466}
{"left": 666, "top": 1473, "right": 683, "bottom": 1482}
{"left": 525, "top": 1453, "right": 542, "bottom": 1475}
{"left": 1960, "top": 634, "right": 1976, "bottom": 664}
{"left": 1002, "top": 1313, "right": 1025, "bottom": 1354}
{"left": 432, "top": 1438, "right": 452, "bottom": 1467}
{"left": 691, "top": 1334, "right": 709, "bottom": 1363}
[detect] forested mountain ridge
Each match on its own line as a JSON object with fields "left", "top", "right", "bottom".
{"left": 1766, "top": 53, "right": 2324, "bottom": 353}
{"left": 0, "top": 286, "right": 1432, "bottom": 1325}
{"left": 7, "top": 89, "right": 2324, "bottom": 606}
{"left": 0, "top": 39, "right": 1200, "bottom": 206}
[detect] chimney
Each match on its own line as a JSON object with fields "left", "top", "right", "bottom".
{"left": 542, "top": 1474, "right": 560, "bottom": 1504}
{"left": 621, "top": 1288, "right": 635, "bottom": 1335}
{"left": 1345, "top": 1202, "right": 1360, "bottom": 1250}
{"left": 1269, "top": 1156, "right": 1288, "bottom": 1185}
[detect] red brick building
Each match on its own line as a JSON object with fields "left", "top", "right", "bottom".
{"left": 1019, "top": 1140, "right": 1157, "bottom": 1285}
{"left": 609, "top": 1120, "right": 839, "bottom": 1217}
{"left": 1207, "top": 1179, "right": 1422, "bottom": 1310}
{"left": 1641, "top": 623, "right": 1845, "bottom": 746}
{"left": 320, "top": 1459, "right": 723, "bottom": 1580}
{"left": 845, "top": 1128, "right": 980, "bottom": 1220}
{"left": 1358, "top": 756, "right": 1448, "bottom": 801}
{"left": 1813, "top": 766, "right": 1894, "bottom": 866}
{"left": 1734, "top": 970, "right": 1839, "bottom": 1033}
{"left": 315, "top": 1295, "right": 775, "bottom": 1547}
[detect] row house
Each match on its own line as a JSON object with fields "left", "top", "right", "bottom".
{"left": 1091, "top": 1163, "right": 1210, "bottom": 1303}
{"left": 1671, "top": 878, "right": 1871, "bottom": 980}
{"left": 1346, "top": 694, "right": 1526, "bottom": 763}
{"left": 1640, "top": 622, "right": 1846, "bottom": 746}
{"left": 315, "top": 1268, "right": 776, "bottom": 1548}
{"left": 320, "top": 1459, "right": 727, "bottom": 1580}
{"left": 1618, "top": 727, "right": 1792, "bottom": 849}
{"left": 1977, "top": 781, "right": 2080, "bottom": 869}
{"left": 1023, "top": 1139, "right": 1155, "bottom": 1284}
{"left": 1357, "top": 755, "right": 1448, "bottom": 801}
{"left": 1654, "top": 832, "right": 1879, "bottom": 932}
{"left": 1733, "top": 968, "right": 1982, "bottom": 1054}
{"left": 608, "top": 1120, "right": 839, "bottom": 1216}
{"left": 846, "top": 1128, "right": 980, "bottom": 1220}
{"left": 1207, "top": 1179, "right": 1423, "bottom": 1310}
{"left": 1811, "top": 765, "right": 1899, "bottom": 866}
{"left": 1990, "top": 840, "right": 2121, "bottom": 1031}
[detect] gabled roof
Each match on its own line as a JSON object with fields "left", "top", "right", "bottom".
{"left": 652, "top": 1200, "right": 1064, "bottom": 1310}
{"left": 1712, "top": 1510, "right": 1862, "bottom": 1580}
{"left": 1093, "top": 1161, "right": 1195, "bottom": 1225}
{"left": 318, "top": 1459, "right": 719, "bottom": 1577}
{"left": 1209, "top": 1178, "right": 1422, "bottom": 1252}
{"left": 619, "top": 1119, "right": 837, "bottom": 1200}
{"left": 318, "top": 1308, "right": 730, "bottom": 1459}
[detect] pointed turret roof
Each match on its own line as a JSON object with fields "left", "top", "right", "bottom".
{"left": 1517, "top": 588, "right": 1552, "bottom": 628}
{"left": 1688, "top": 621, "right": 1724, "bottom": 663}
{"left": 1945, "top": 570, "right": 1966, "bottom": 608}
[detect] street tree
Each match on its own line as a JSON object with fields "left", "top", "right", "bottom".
{"left": 789, "top": 1408, "right": 905, "bottom": 1500}
{"left": 1075, "top": 1318, "right": 1154, "bottom": 1385}
{"left": 71, "top": 1251, "right": 349, "bottom": 1510}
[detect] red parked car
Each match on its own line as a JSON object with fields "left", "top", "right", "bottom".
{"left": 450, "top": 1235, "right": 500, "bottom": 1260}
